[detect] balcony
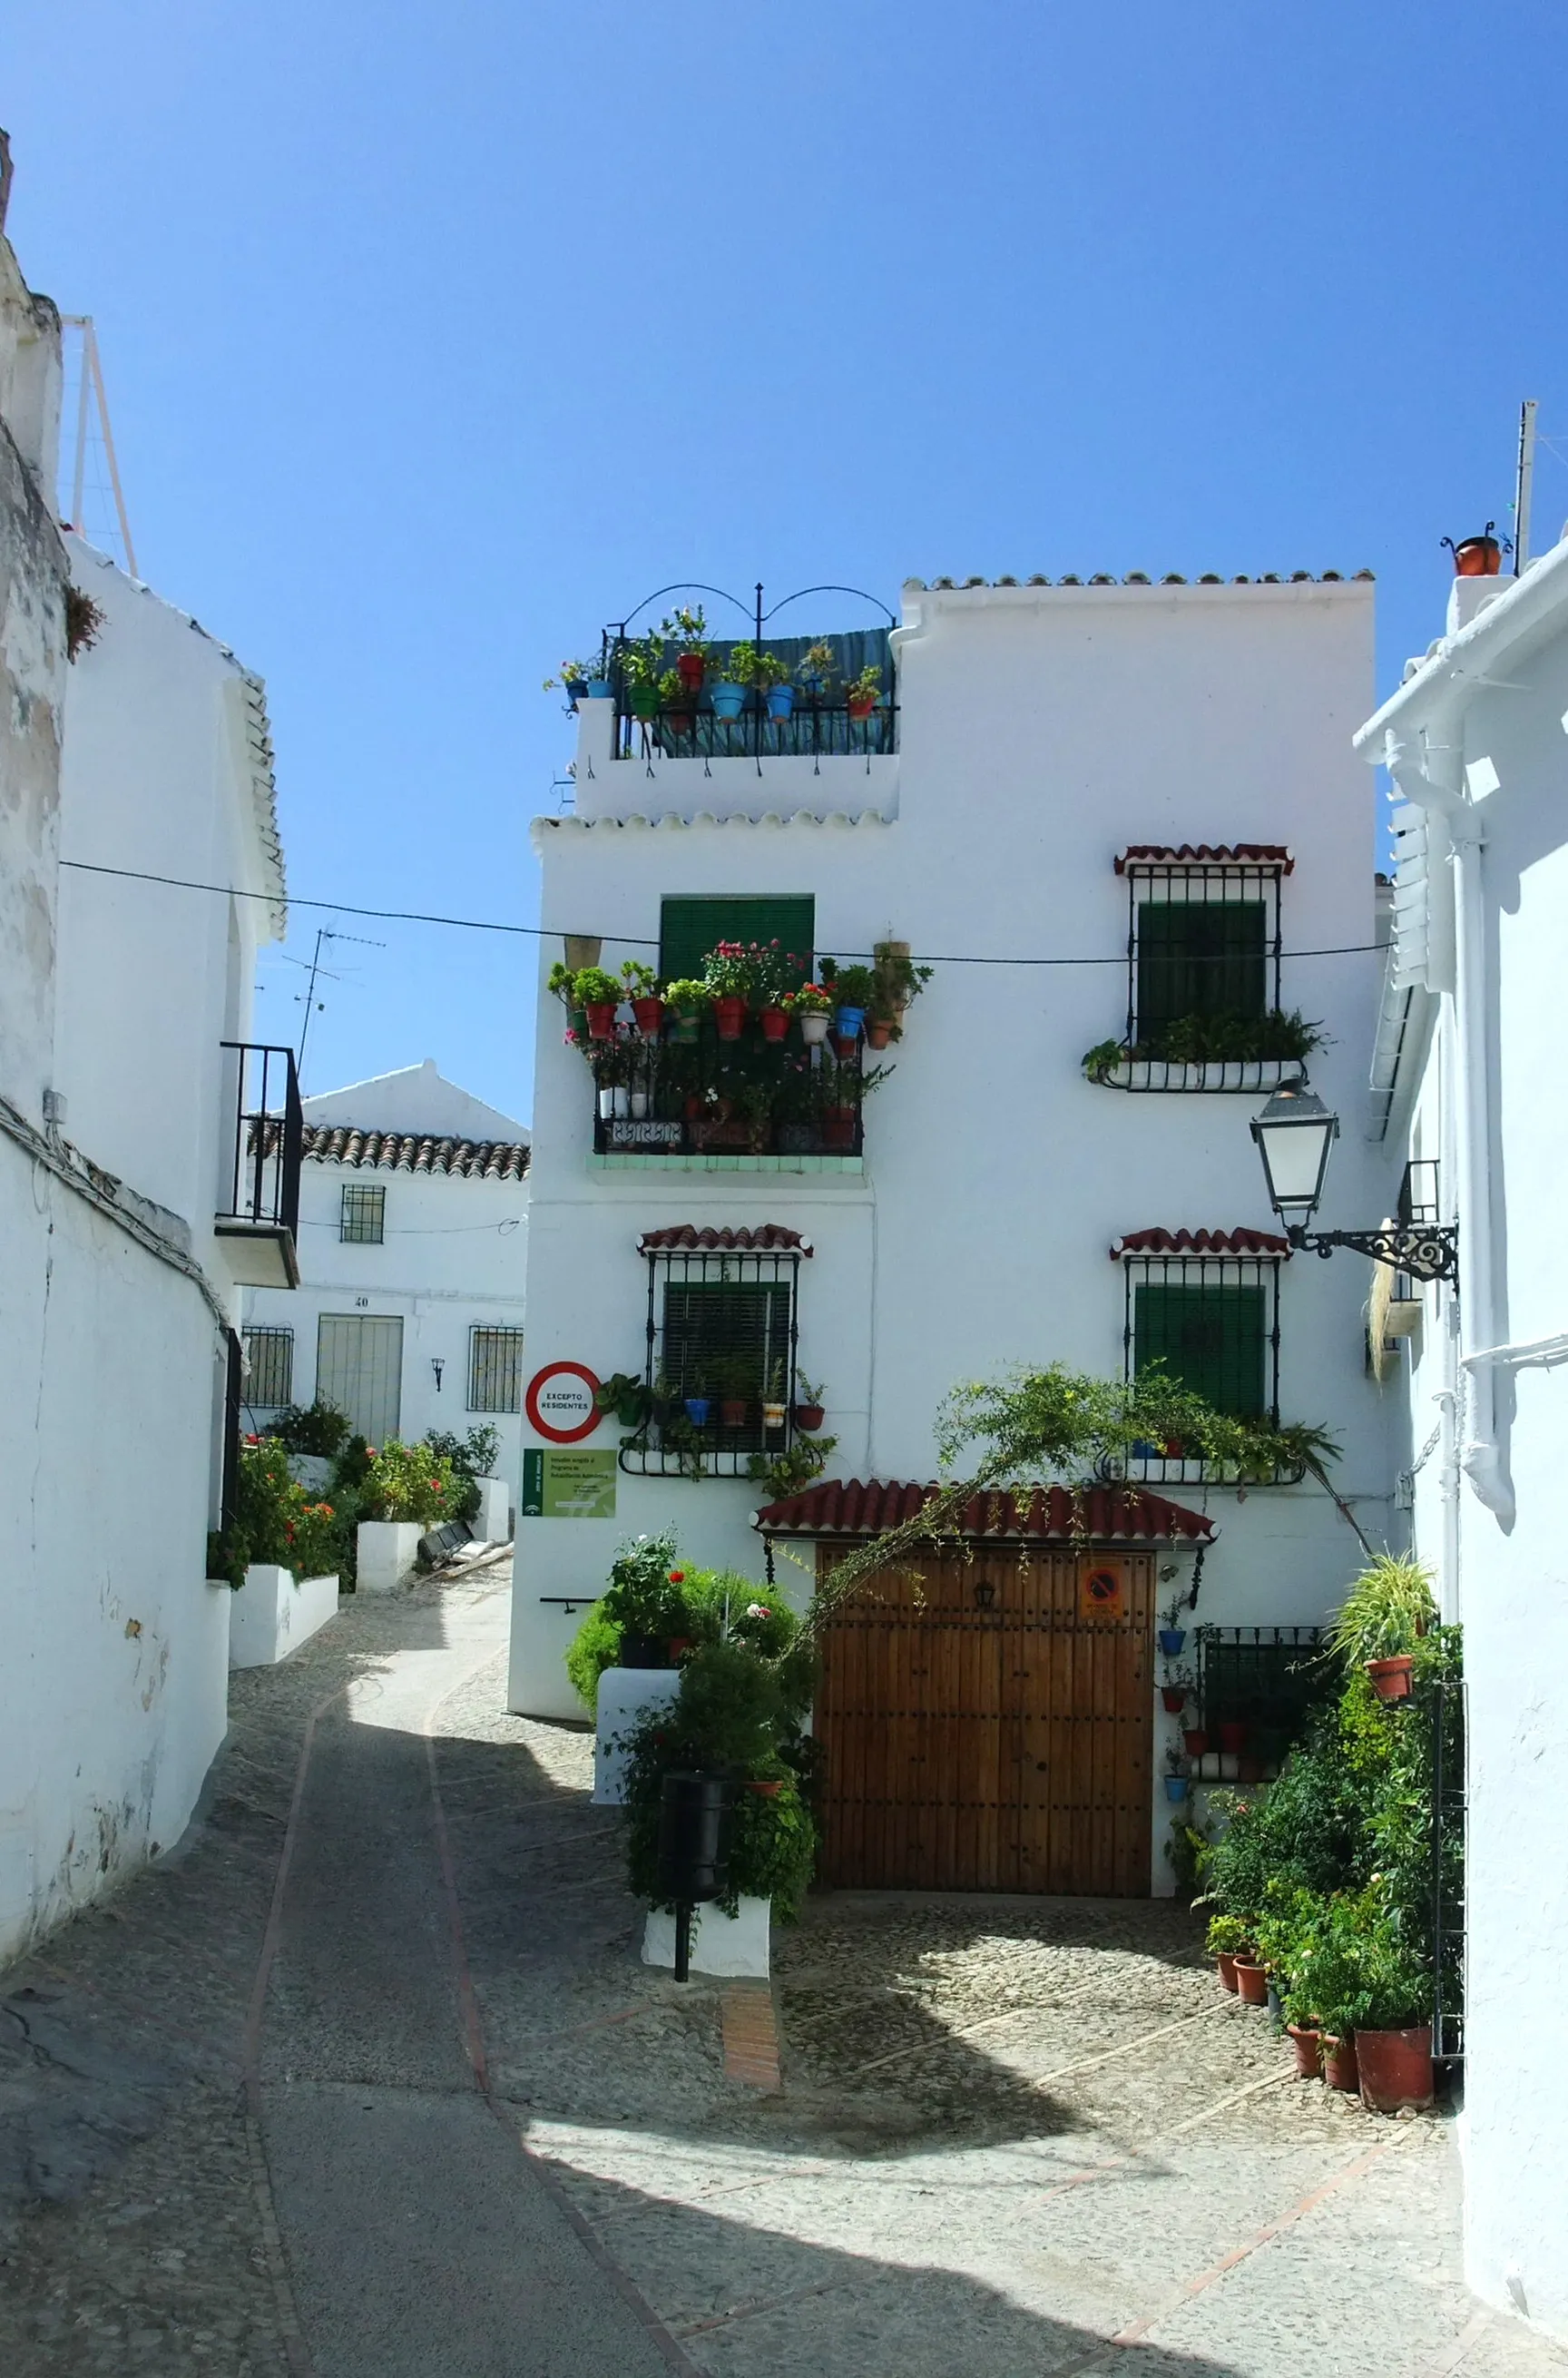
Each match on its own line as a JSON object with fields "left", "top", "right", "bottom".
{"left": 583, "top": 1025, "right": 869, "bottom": 1174}
{"left": 215, "top": 1041, "right": 302, "bottom": 1288}
{"left": 615, "top": 694, "right": 896, "bottom": 765}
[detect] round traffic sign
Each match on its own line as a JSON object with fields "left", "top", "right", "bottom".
{"left": 524, "top": 1361, "right": 603, "bottom": 1444}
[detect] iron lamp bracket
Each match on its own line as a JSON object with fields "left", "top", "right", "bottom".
{"left": 1286, "top": 1222, "right": 1458, "bottom": 1284}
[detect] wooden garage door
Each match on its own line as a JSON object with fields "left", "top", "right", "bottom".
{"left": 815, "top": 1546, "right": 1154, "bottom": 1897}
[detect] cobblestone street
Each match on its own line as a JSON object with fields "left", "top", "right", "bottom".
{"left": 3, "top": 1566, "right": 1565, "bottom": 2378}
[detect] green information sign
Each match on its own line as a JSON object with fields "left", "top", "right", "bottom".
{"left": 521, "top": 1447, "right": 617, "bottom": 1519}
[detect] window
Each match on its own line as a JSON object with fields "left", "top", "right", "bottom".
{"left": 659, "top": 896, "right": 815, "bottom": 988}
{"left": 243, "top": 1324, "right": 294, "bottom": 1409}
{"left": 1119, "top": 1243, "right": 1285, "bottom": 1481}
{"left": 624, "top": 1229, "right": 808, "bottom": 1477}
{"left": 662, "top": 1279, "right": 792, "bottom": 1449}
{"left": 1136, "top": 900, "right": 1267, "bottom": 1037}
{"left": 340, "top": 1183, "right": 386, "bottom": 1243}
{"left": 1104, "top": 851, "right": 1292, "bottom": 1086}
{"left": 469, "top": 1325, "right": 525, "bottom": 1413}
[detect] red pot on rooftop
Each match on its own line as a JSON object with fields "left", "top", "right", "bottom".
{"left": 1451, "top": 531, "right": 1503, "bottom": 577}
{"left": 675, "top": 652, "right": 706, "bottom": 692}
{"left": 847, "top": 691, "right": 877, "bottom": 720}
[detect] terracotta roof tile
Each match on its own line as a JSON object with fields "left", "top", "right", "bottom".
{"left": 1110, "top": 1227, "right": 1290, "bottom": 1259}
{"left": 750, "top": 1477, "right": 1214, "bottom": 1543}
{"left": 637, "top": 1224, "right": 812, "bottom": 1255}
{"left": 1114, "top": 844, "right": 1295, "bottom": 873}
{"left": 299, "top": 1125, "right": 530, "bottom": 1182}
{"left": 903, "top": 573, "right": 1375, "bottom": 592}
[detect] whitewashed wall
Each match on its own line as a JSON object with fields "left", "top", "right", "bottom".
{"left": 513, "top": 581, "right": 1398, "bottom": 1741}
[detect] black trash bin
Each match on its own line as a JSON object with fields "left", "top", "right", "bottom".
{"left": 656, "top": 1771, "right": 735, "bottom": 1980}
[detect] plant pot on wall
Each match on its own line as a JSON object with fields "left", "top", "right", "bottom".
{"left": 1163, "top": 1774, "right": 1190, "bottom": 1803}
{"left": 760, "top": 1007, "right": 789, "bottom": 1043}
{"left": 1217, "top": 1721, "right": 1248, "bottom": 1755}
{"left": 713, "top": 997, "right": 747, "bottom": 1042}
{"left": 585, "top": 1001, "right": 618, "bottom": 1040}
{"left": 1366, "top": 1655, "right": 1415, "bottom": 1703}
{"left": 1158, "top": 1627, "right": 1186, "bottom": 1657}
{"left": 1356, "top": 2025, "right": 1434, "bottom": 2113}
{"left": 867, "top": 1017, "right": 895, "bottom": 1049}
{"left": 719, "top": 1399, "right": 749, "bottom": 1430}
{"left": 711, "top": 682, "right": 746, "bottom": 721}
{"left": 1182, "top": 1728, "right": 1209, "bottom": 1758}
{"left": 793, "top": 1402, "right": 825, "bottom": 1431}
{"left": 632, "top": 996, "right": 665, "bottom": 1037}
{"left": 1161, "top": 1685, "right": 1187, "bottom": 1714}
{"left": 798, "top": 1012, "right": 830, "bottom": 1047}
{"left": 683, "top": 1398, "right": 710, "bottom": 1428}
{"left": 766, "top": 685, "right": 794, "bottom": 721}
{"left": 675, "top": 652, "right": 706, "bottom": 693}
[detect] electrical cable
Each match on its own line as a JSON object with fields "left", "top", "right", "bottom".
{"left": 59, "top": 858, "right": 1385, "bottom": 969}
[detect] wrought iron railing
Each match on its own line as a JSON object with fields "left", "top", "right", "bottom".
{"left": 220, "top": 1042, "right": 302, "bottom": 1236}
{"left": 614, "top": 696, "right": 897, "bottom": 763}
{"left": 1194, "top": 1626, "right": 1330, "bottom": 1771}
{"left": 1399, "top": 1157, "right": 1441, "bottom": 1228}
{"left": 587, "top": 1026, "right": 867, "bottom": 1161}
{"left": 619, "top": 1241, "right": 806, "bottom": 1479}
{"left": 1429, "top": 1666, "right": 1465, "bottom": 2067}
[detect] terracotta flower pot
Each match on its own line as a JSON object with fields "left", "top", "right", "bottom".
{"left": 1183, "top": 1729, "right": 1210, "bottom": 1758}
{"left": 1356, "top": 2024, "right": 1433, "bottom": 2114}
{"left": 666, "top": 710, "right": 694, "bottom": 739}
{"left": 584, "top": 1000, "right": 618, "bottom": 1040}
{"left": 713, "top": 996, "right": 747, "bottom": 1041}
{"left": 1217, "top": 1951, "right": 1240, "bottom": 1993}
{"left": 1161, "top": 1685, "right": 1187, "bottom": 1714}
{"left": 833, "top": 1034, "right": 859, "bottom": 1062}
{"left": 760, "top": 1006, "right": 789, "bottom": 1043}
{"left": 867, "top": 1017, "right": 895, "bottom": 1048}
{"left": 848, "top": 691, "right": 877, "bottom": 720}
{"left": 1366, "top": 1654, "right": 1415, "bottom": 1703}
{"left": 1453, "top": 533, "right": 1503, "bottom": 577}
{"left": 1233, "top": 1959, "right": 1269, "bottom": 2006}
{"left": 821, "top": 1107, "right": 857, "bottom": 1149}
{"left": 1322, "top": 2034, "right": 1360, "bottom": 2092}
{"left": 631, "top": 995, "right": 664, "bottom": 1036}
{"left": 793, "top": 1403, "right": 825, "bottom": 1431}
{"left": 1217, "top": 1721, "right": 1248, "bottom": 1755}
{"left": 719, "top": 1399, "right": 749, "bottom": 1430}
{"left": 747, "top": 1778, "right": 782, "bottom": 1798}
{"left": 1287, "top": 2023, "right": 1323, "bottom": 2078}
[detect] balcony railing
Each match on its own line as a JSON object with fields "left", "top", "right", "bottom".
{"left": 614, "top": 695, "right": 897, "bottom": 764}
{"left": 584, "top": 1025, "right": 867, "bottom": 1164}
{"left": 216, "top": 1041, "right": 302, "bottom": 1288}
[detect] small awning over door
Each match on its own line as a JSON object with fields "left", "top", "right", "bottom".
{"left": 750, "top": 1476, "right": 1215, "bottom": 1544}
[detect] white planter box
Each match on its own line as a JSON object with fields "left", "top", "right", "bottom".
{"left": 230, "top": 1566, "right": 340, "bottom": 1668}
{"left": 593, "top": 1667, "right": 681, "bottom": 1804}
{"left": 357, "top": 1519, "right": 424, "bottom": 1594}
{"left": 643, "top": 1895, "right": 770, "bottom": 1978}
{"left": 470, "top": 1476, "right": 511, "bottom": 1542}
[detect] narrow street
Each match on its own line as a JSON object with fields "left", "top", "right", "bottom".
{"left": 3, "top": 1569, "right": 1564, "bottom": 2378}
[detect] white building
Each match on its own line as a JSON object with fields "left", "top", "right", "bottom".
{"left": 510, "top": 575, "right": 1398, "bottom": 1901}
{"left": 1355, "top": 540, "right": 1568, "bottom": 2341}
{"left": 0, "top": 180, "right": 294, "bottom": 1960}
{"left": 244, "top": 1060, "right": 530, "bottom": 1509}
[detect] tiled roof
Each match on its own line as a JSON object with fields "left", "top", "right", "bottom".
{"left": 531, "top": 811, "right": 893, "bottom": 852}
{"left": 299, "top": 1125, "right": 530, "bottom": 1181}
{"left": 750, "top": 1477, "right": 1214, "bottom": 1543}
{"left": 1115, "top": 844, "right": 1294, "bottom": 874}
{"left": 637, "top": 1224, "right": 812, "bottom": 1255}
{"left": 905, "top": 572, "right": 1374, "bottom": 590}
{"left": 1110, "top": 1227, "right": 1290, "bottom": 1259}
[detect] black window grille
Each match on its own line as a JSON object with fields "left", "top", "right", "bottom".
{"left": 622, "top": 1241, "right": 805, "bottom": 1478}
{"left": 1398, "top": 1157, "right": 1441, "bottom": 1226}
{"left": 1195, "top": 1626, "right": 1330, "bottom": 1771}
{"left": 468, "top": 1325, "right": 525, "bottom": 1413}
{"left": 1121, "top": 1251, "right": 1286, "bottom": 1483}
{"left": 340, "top": 1183, "right": 386, "bottom": 1243}
{"left": 243, "top": 1324, "right": 294, "bottom": 1409}
{"left": 1097, "top": 857, "right": 1293, "bottom": 1091}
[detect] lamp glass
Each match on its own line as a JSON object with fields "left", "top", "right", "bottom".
{"left": 1250, "top": 1082, "right": 1338, "bottom": 1219}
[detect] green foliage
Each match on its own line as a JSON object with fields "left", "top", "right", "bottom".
{"left": 262, "top": 1400, "right": 351, "bottom": 1457}
{"left": 1083, "top": 1012, "right": 1327, "bottom": 1074}
{"left": 1197, "top": 1717, "right": 1363, "bottom": 1929}
{"left": 1282, "top": 1884, "right": 1429, "bottom": 2033}
{"left": 599, "top": 1531, "right": 688, "bottom": 1636}
{"left": 831, "top": 962, "right": 877, "bottom": 1008}
{"left": 1205, "top": 1912, "right": 1254, "bottom": 1959}
{"left": 871, "top": 941, "right": 933, "bottom": 1017}
{"left": 423, "top": 1427, "right": 499, "bottom": 1527}
{"left": 362, "top": 1439, "right": 459, "bottom": 1528}
{"left": 1082, "top": 1038, "right": 1129, "bottom": 1083}
{"left": 547, "top": 960, "right": 578, "bottom": 1006}
{"left": 747, "top": 1433, "right": 839, "bottom": 1504}
{"left": 797, "top": 640, "right": 836, "bottom": 687}
{"left": 660, "top": 605, "right": 709, "bottom": 653}
{"left": 620, "top": 631, "right": 668, "bottom": 691}
{"left": 620, "top": 958, "right": 659, "bottom": 997}
{"left": 211, "top": 1440, "right": 348, "bottom": 1587}
{"left": 663, "top": 978, "right": 710, "bottom": 1014}
{"left": 847, "top": 662, "right": 883, "bottom": 703}
{"left": 572, "top": 965, "right": 623, "bottom": 1007}
{"left": 724, "top": 641, "right": 789, "bottom": 690}
{"left": 565, "top": 1610, "right": 624, "bottom": 1710}
{"left": 542, "top": 657, "right": 598, "bottom": 692}
{"left": 563, "top": 1555, "right": 799, "bottom": 1712}
{"left": 1165, "top": 1817, "right": 1210, "bottom": 1900}
{"left": 1325, "top": 1552, "right": 1436, "bottom": 1667}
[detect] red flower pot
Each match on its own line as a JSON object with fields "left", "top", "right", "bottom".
{"left": 1183, "top": 1729, "right": 1210, "bottom": 1758}
{"left": 867, "top": 1017, "right": 895, "bottom": 1049}
{"left": 1161, "top": 1685, "right": 1187, "bottom": 1714}
{"left": 1287, "top": 2023, "right": 1323, "bottom": 2079}
{"left": 1217, "top": 1721, "right": 1248, "bottom": 1755}
{"left": 1233, "top": 1959, "right": 1269, "bottom": 2007}
{"left": 719, "top": 1399, "right": 749, "bottom": 1430}
{"left": 1356, "top": 2024, "right": 1433, "bottom": 2113}
{"left": 747, "top": 1779, "right": 782, "bottom": 1798}
{"left": 675, "top": 652, "right": 706, "bottom": 692}
{"left": 666, "top": 711, "right": 695, "bottom": 739}
{"left": 667, "top": 1636, "right": 696, "bottom": 1661}
{"left": 1366, "top": 1655, "right": 1415, "bottom": 1703}
{"left": 1452, "top": 534, "right": 1503, "bottom": 577}
{"left": 632, "top": 995, "right": 664, "bottom": 1036}
{"left": 820, "top": 1107, "right": 857, "bottom": 1149}
{"left": 833, "top": 1034, "right": 859, "bottom": 1061}
{"left": 793, "top": 1404, "right": 825, "bottom": 1431}
{"left": 584, "top": 1001, "right": 618, "bottom": 1040}
{"left": 713, "top": 996, "right": 747, "bottom": 1041}
{"left": 760, "top": 1006, "right": 789, "bottom": 1043}
{"left": 1217, "top": 1952, "right": 1240, "bottom": 1994}
{"left": 1322, "top": 2034, "right": 1360, "bottom": 2093}
{"left": 848, "top": 692, "right": 877, "bottom": 720}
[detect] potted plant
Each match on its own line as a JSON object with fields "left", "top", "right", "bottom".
{"left": 1231, "top": 1950, "right": 1269, "bottom": 2006}
{"left": 846, "top": 662, "right": 882, "bottom": 721}
{"left": 595, "top": 1371, "right": 652, "bottom": 1431}
{"left": 620, "top": 633, "right": 668, "bottom": 722}
{"left": 727, "top": 642, "right": 793, "bottom": 717}
{"left": 783, "top": 981, "right": 833, "bottom": 1047}
{"left": 546, "top": 960, "right": 583, "bottom": 1037}
{"left": 714, "top": 1354, "right": 756, "bottom": 1432}
{"left": 1182, "top": 1726, "right": 1210, "bottom": 1758}
{"left": 573, "top": 964, "right": 623, "bottom": 1041}
{"left": 746, "top": 939, "right": 790, "bottom": 1041}
{"left": 1158, "top": 1595, "right": 1188, "bottom": 1659}
{"left": 662, "top": 606, "right": 710, "bottom": 693}
{"left": 593, "top": 1039, "right": 631, "bottom": 1119}
{"left": 792, "top": 1373, "right": 826, "bottom": 1431}
{"left": 1205, "top": 1913, "right": 1252, "bottom": 1995}
{"left": 683, "top": 1384, "right": 712, "bottom": 1429}
{"left": 664, "top": 978, "right": 709, "bottom": 1044}
{"left": 701, "top": 941, "right": 760, "bottom": 1040}
{"left": 710, "top": 648, "right": 748, "bottom": 722}
{"left": 1163, "top": 1748, "right": 1190, "bottom": 1803}
{"left": 544, "top": 659, "right": 598, "bottom": 706}
{"left": 1326, "top": 1552, "right": 1436, "bottom": 1703}
{"left": 1443, "top": 522, "right": 1507, "bottom": 578}
{"left": 620, "top": 958, "right": 664, "bottom": 1037}
{"left": 746, "top": 1430, "right": 838, "bottom": 1506}
{"left": 796, "top": 639, "right": 835, "bottom": 698}
{"left": 761, "top": 1361, "right": 789, "bottom": 1435}
{"left": 871, "top": 939, "right": 933, "bottom": 1021}
{"left": 829, "top": 961, "right": 877, "bottom": 1043}
{"left": 1160, "top": 1668, "right": 1192, "bottom": 1715}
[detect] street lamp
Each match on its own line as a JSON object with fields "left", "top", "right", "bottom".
{"left": 1250, "top": 1077, "right": 1458, "bottom": 1283}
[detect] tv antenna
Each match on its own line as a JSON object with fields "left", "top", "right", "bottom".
{"left": 295, "top": 926, "right": 386, "bottom": 1086}
{"left": 58, "top": 318, "right": 137, "bottom": 575}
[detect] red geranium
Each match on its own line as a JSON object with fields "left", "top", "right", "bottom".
{"left": 668, "top": 1567, "right": 685, "bottom": 1584}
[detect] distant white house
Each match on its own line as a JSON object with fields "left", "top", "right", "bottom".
{"left": 1355, "top": 541, "right": 1568, "bottom": 2343}
{"left": 244, "top": 1060, "right": 531, "bottom": 1511}
{"left": 0, "top": 175, "right": 294, "bottom": 1960}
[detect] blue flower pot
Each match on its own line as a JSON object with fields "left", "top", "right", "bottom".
{"left": 836, "top": 1006, "right": 866, "bottom": 1039}
{"left": 683, "top": 1398, "right": 710, "bottom": 1428}
{"left": 1164, "top": 1774, "right": 1191, "bottom": 1803}
{"left": 799, "top": 672, "right": 824, "bottom": 697}
{"left": 711, "top": 683, "right": 746, "bottom": 721}
{"left": 1158, "top": 1628, "right": 1186, "bottom": 1657}
{"left": 767, "top": 685, "right": 795, "bottom": 720}
{"left": 587, "top": 677, "right": 611, "bottom": 700}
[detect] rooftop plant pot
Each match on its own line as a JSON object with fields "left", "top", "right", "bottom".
{"left": 847, "top": 691, "right": 877, "bottom": 720}
{"left": 1452, "top": 533, "right": 1503, "bottom": 577}
{"left": 1161, "top": 1684, "right": 1187, "bottom": 1714}
{"left": 711, "top": 682, "right": 746, "bottom": 721}
{"left": 632, "top": 995, "right": 665, "bottom": 1036}
{"left": 766, "top": 685, "right": 794, "bottom": 720}
{"left": 631, "top": 685, "right": 660, "bottom": 721}
{"left": 719, "top": 1399, "right": 749, "bottom": 1430}
{"left": 867, "top": 1017, "right": 895, "bottom": 1049}
{"left": 1216, "top": 1951, "right": 1240, "bottom": 1993}
{"left": 565, "top": 679, "right": 588, "bottom": 706}
{"left": 1233, "top": 1959, "right": 1269, "bottom": 2007}
{"left": 1159, "top": 1626, "right": 1186, "bottom": 1657}
{"left": 1287, "top": 2023, "right": 1323, "bottom": 2079}
{"left": 1366, "top": 1654, "right": 1415, "bottom": 1703}
{"left": 798, "top": 1011, "right": 830, "bottom": 1047}
{"left": 760, "top": 1006, "right": 789, "bottom": 1043}
{"left": 586, "top": 677, "right": 612, "bottom": 700}
{"left": 675, "top": 652, "right": 706, "bottom": 693}
{"left": 793, "top": 1402, "right": 825, "bottom": 1431}
{"left": 1163, "top": 1773, "right": 1190, "bottom": 1802}
{"left": 683, "top": 1398, "right": 710, "bottom": 1428}
{"left": 1182, "top": 1728, "right": 1210, "bottom": 1758}
{"left": 665, "top": 710, "right": 695, "bottom": 740}
{"left": 584, "top": 1000, "right": 618, "bottom": 1040}
{"left": 1356, "top": 2024, "right": 1433, "bottom": 2113}
{"left": 1322, "top": 2034, "right": 1360, "bottom": 2093}
{"left": 713, "top": 996, "right": 747, "bottom": 1042}
{"left": 1217, "top": 1720, "right": 1248, "bottom": 1755}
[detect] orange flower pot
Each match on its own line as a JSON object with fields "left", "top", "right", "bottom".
{"left": 1356, "top": 2025, "right": 1433, "bottom": 2113}
{"left": 1233, "top": 1959, "right": 1269, "bottom": 2006}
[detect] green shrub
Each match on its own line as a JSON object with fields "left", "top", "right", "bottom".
{"left": 211, "top": 1440, "right": 348, "bottom": 1587}
{"left": 1325, "top": 1552, "right": 1436, "bottom": 1667}
{"left": 563, "top": 1555, "right": 802, "bottom": 1712}
{"left": 262, "top": 1400, "right": 351, "bottom": 1457}
{"left": 361, "top": 1439, "right": 460, "bottom": 1527}
{"left": 565, "top": 1609, "right": 624, "bottom": 1710}
{"left": 425, "top": 1426, "right": 500, "bottom": 1527}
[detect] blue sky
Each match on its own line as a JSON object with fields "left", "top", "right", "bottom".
{"left": 6, "top": 2, "right": 1567, "bottom": 1121}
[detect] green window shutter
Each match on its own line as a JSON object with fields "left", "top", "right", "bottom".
{"left": 1136, "top": 901, "right": 1267, "bottom": 1034}
{"left": 659, "top": 896, "right": 816, "bottom": 988}
{"left": 662, "top": 1282, "right": 792, "bottom": 1448}
{"left": 1134, "top": 1282, "right": 1266, "bottom": 1418}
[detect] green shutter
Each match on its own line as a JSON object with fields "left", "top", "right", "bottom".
{"left": 1134, "top": 1282, "right": 1266, "bottom": 1418}
{"left": 659, "top": 896, "right": 816, "bottom": 988}
{"left": 1136, "top": 901, "right": 1267, "bottom": 1033}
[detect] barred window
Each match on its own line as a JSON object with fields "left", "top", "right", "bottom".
{"left": 243, "top": 1324, "right": 294, "bottom": 1409}
{"left": 340, "top": 1183, "right": 386, "bottom": 1243}
{"left": 1120, "top": 1247, "right": 1284, "bottom": 1483}
{"left": 469, "top": 1325, "right": 525, "bottom": 1413}
{"left": 1136, "top": 899, "right": 1268, "bottom": 1037}
{"left": 623, "top": 1235, "right": 807, "bottom": 1478}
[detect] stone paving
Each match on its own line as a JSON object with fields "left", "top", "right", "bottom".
{"left": 1, "top": 1563, "right": 1565, "bottom": 2377}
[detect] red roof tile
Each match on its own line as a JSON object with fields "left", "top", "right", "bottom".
{"left": 750, "top": 1477, "right": 1213, "bottom": 1543}
{"left": 259, "top": 1122, "right": 531, "bottom": 1180}
{"left": 1114, "top": 844, "right": 1295, "bottom": 873}
{"left": 636, "top": 1225, "right": 813, "bottom": 1255}
{"left": 1110, "top": 1227, "right": 1290, "bottom": 1258}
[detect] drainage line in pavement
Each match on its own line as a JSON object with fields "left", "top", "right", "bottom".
{"left": 844, "top": 1990, "right": 1234, "bottom": 2087}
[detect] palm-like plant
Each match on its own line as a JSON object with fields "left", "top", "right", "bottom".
{"left": 1324, "top": 1553, "right": 1436, "bottom": 1667}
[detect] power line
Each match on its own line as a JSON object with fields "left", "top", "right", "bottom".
{"left": 56, "top": 857, "right": 1384, "bottom": 968}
